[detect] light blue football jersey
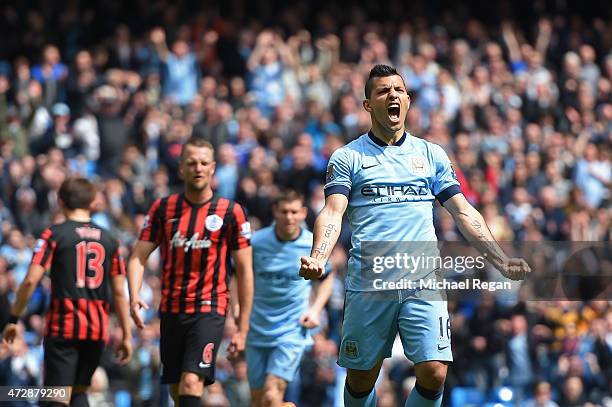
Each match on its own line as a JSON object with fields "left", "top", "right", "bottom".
{"left": 325, "top": 132, "right": 461, "bottom": 291}
{"left": 248, "top": 226, "right": 330, "bottom": 347}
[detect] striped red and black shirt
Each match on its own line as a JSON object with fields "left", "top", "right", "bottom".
{"left": 139, "top": 194, "right": 251, "bottom": 315}
{"left": 32, "top": 220, "right": 125, "bottom": 342}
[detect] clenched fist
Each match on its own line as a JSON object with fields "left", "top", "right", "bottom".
{"left": 299, "top": 256, "right": 325, "bottom": 280}
{"left": 500, "top": 258, "right": 531, "bottom": 281}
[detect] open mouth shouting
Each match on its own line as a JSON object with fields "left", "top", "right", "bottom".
{"left": 387, "top": 102, "right": 401, "bottom": 123}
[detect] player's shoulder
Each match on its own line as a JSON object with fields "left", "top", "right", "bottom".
{"left": 52, "top": 220, "right": 118, "bottom": 245}
{"left": 34, "top": 223, "right": 58, "bottom": 244}
{"left": 214, "top": 196, "right": 246, "bottom": 214}
{"left": 330, "top": 133, "right": 370, "bottom": 159}
{"left": 410, "top": 134, "right": 437, "bottom": 150}
{"left": 297, "top": 228, "right": 314, "bottom": 246}
{"left": 96, "top": 224, "right": 119, "bottom": 241}
{"left": 44, "top": 222, "right": 61, "bottom": 234}
{"left": 410, "top": 135, "right": 449, "bottom": 159}
{"left": 48, "top": 220, "right": 75, "bottom": 237}
{"left": 251, "top": 225, "right": 275, "bottom": 246}
{"left": 147, "top": 193, "right": 179, "bottom": 216}
{"left": 346, "top": 133, "right": 371, "bottom": 150}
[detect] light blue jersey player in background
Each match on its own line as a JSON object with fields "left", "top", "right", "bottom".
{"left": 299, "top": 65, "right": 530, "bottom": 407}
{"left": 247, "top": 189, "right": 334, "bottom": 407}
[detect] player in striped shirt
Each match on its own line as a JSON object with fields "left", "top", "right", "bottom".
{"left": 128, "top": 137, "right": 254, "bottom": 407}
{"left": 3, "top": 178, "right": 132, "bottom": 407}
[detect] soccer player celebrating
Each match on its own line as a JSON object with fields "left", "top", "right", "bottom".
{"left": 128, "top": 137, "right": 253, "bottom": 407}
{"left": 299, "top": 64, "right": 530, "bottom": 407}
{"left": 2, "top": 178, "right": 132, "bottom": 407}
{"left": 247, "top": 189, "right": 334, "bottom": 407}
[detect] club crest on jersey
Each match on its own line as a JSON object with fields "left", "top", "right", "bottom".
{"left": 344, "top": 340, "right": 359, "bottom": 358}
{"left": 205, "top": 214, "right": 224, "bottom": 232}
{"left": 411, "top": 157, "right": 427, "bottom": 175}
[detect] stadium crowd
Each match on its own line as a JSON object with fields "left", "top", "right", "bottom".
{"left": 0, "top": 0, "right": 610, "bottom": 406}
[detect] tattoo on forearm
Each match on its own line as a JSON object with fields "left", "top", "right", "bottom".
{"left": 323, "top": 224, "right": 336, "bottom": 239}
{"left": 313, "top": 242, "right": 329, "bottom": 259}
{"left": 471, "top": 220, "right": 486, "bottom": 239}
{"left": 470, "top": 219, "right": 505, "bottom": 260}
{"left": 313, "top": 224, "right": 337, "bottom": 259}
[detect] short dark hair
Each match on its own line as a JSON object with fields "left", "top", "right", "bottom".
{"left": 58, "top": 178, "right": 96, "bottom": 210}
{"left": 273, "top": 189, "right": 305, "bottom": 206}
{"left": 364, "top": 64, "right": 403, "bottom": 98}
{"left": 180, "top": 137, "right": 215, "bottom": 161}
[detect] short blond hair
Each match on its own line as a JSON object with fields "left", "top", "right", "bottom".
{"left": 180, "top": 137, "right": 214, "bottom": 161}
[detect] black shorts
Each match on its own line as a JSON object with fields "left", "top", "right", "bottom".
{"left": 160, "top": 312, "right": 226, "bottom": 385}
{"left": 43, "top": 336, "right": 105, "bottom": 387}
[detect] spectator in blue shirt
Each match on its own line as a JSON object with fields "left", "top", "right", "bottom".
{"left": 247, "top": 31, "right": 295, "bottom": 118}
{"left": 31, "top": 45, "right": 68, "bottom": 106}
{"left": 213, "top": 143, "right": 239, "bottom": 200}
{"left": 150, "top": 28, "right": 199, "bottom": 106}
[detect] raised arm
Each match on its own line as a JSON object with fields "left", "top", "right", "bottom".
{"left": 150, "top": 27, "right": 170, "bottom": 61}
{"left": 535, "top": 18, "right": 552, "bottom": 59}
{"left": 501, "top": 22, "right": 523, "bottom": 65}
{"left": 274, "top": 33, "right": 298, "bottom": 70}
{"left": 299, "top": 193, "right": 348, "bottom": 280}
{"left": 247, "top": 31, "right": 274, "bottom": 71}
{"left": 443, "top": 193, "right": 530, "bottom": 280}
{"left": 127, "top": 240, "right": 158, "bottom": 329}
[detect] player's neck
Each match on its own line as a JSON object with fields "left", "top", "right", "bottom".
{"left": 275, "top": 225, "right": 301, "bottom": 241}
{"left": 370, "top": 123, "right": 405, "bottom": 145}
{"left": 184, "top": 186, "right": 213, "bottom": 205}
{"left": 65, "top": 209, "right": 92, "bottom": 222}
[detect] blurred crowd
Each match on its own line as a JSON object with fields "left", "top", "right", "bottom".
{"left": 0, "top": 0, "right": 610, "bottom": 406}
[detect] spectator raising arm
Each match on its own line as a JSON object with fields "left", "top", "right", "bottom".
{"left": 150, "top": 27, "right": 170, "bottom": 61}
{"left": 502, "top": 21, "right": 524, "bottom": 68}
{"left": 535, "top": 18, "right": 553, "bottom": 59}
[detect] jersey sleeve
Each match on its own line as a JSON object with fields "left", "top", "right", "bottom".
{"left": 31, "top": 228, "right": 56, "bottom": 270}
{"left": 110, "top": 243, "right": 126, "bottom": 277}
{"left": 430, "top": 144, "right": 462, "bottom": 204}
{"left": 229, "top": 203, "right": 251, "bottom": 250}
{"left": 138, "top": 198, "right": 163, "bottom": 243}
{"left": 324, "top": 147, "right": 352, "bottom": 198}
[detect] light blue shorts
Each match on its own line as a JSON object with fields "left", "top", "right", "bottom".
{"left": 338, "top": 289, "right": 453, "bottom": 369}
{"left": 246, "top": 342, "right": 306, "bottom": 389}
